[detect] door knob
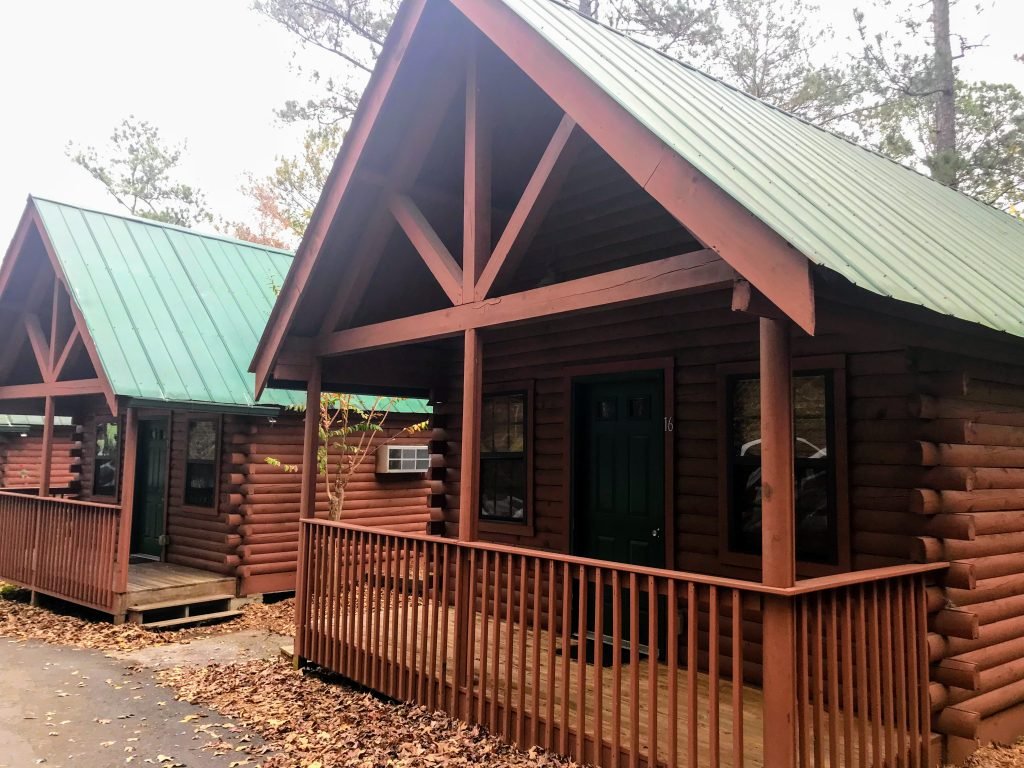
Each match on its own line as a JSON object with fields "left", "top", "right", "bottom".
{"left": 652, "top": 527, "right": 662, "bottom": 538}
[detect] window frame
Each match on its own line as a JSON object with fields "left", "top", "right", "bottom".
{"left": 478, "top": 382, "right": 534, "bottom": 536}
{"left": 716, "top": 355, "right": 850, "bottom": 576}
{"left": 182, "top": 414, "right": 222, "bottom": 513}
{"left": 91, "top": 417, "right": 121, "bottom": 500}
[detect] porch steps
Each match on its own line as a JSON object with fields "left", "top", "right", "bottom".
{"left": 127, "top": 592, "right": 244, "bottom": 628}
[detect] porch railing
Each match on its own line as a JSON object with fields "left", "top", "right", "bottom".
{"left": 0, "top": 491, "right": 121, "bottom": 611}
{"left": 296, "top": 519, "right": 944, "bottom": 768}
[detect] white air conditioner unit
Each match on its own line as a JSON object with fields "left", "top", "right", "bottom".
{"left": 376, "top": 444, "right": 430, "bottom": 474}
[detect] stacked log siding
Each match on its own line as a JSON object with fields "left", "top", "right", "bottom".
{"left": 0, "top": 426, "right": 80, "bottom": 490}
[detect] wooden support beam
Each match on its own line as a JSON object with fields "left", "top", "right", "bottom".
{"left": 294, "top": 357, "right": 322, "bottom": 664}
{"left": 53, "top": 327, "right": 81, "bottom": 379}
{"left": 759, "top": 316, "right": 798, "bottom": 768}
{"left": 24, "top": 313, "right": 52, "bottom": 383}
{"left": 731, "top": 279, "right": 788, "bottom": 322}
{"left": 48, "top": 279, "right": 61, "bottom": 372}
{"left": 389, "top": 194, "right": 463, "bottom": 304}
{"left": 0, "top": 378, "right": 105, "bottom": 400}
{"left": 116, "top": 408, "right": 139, "bottom": 593}
{"left": 475, "top": 114, "right": 583, "bottom": 300}
{"left": 463, "top": 42, "right": 491, "bottom": 300}
{"left": 39, "top": 395, "right": 54, "bottom": 497}
{"left": 319, "top": 249, "right": 733, "bottom": 356}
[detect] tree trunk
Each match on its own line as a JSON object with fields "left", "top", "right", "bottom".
{"left": 931, "top": 0, "right": 958, "bottom": 187}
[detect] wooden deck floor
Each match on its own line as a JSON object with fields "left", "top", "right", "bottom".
{"left": 116, "top": 562, "right": 236, "bottom": 617}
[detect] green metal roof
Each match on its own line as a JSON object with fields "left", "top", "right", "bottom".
{"left": 501, "top": 0, "right": 1024, "bottom": 338}
{"left": 0, "top": 414, "right": 73, "bottom": 432}
{"left": 32, "top": 199, "right": 429, "bottom": 413}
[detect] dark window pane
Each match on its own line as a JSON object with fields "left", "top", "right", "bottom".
{"left": 480, "top": 392, "right": 527, "bottom": 523}
{"left": 628, "top": 396, "right": 650, "bottom": 419}
{"left": 187, "top": 420, "right": 217, "bottom": 461}
{"left": 93, "top": 421, "right": 119, "bottom": 496}
{"left": 597, "top": 399, "right": 616, "bottom": 421}
{"left": 727, "top": 372, "right": 837, "bottom": 565}
{"left": 184, "top": 462, "right": 216, "bottom": 507}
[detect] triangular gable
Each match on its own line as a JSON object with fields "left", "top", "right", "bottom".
{"left": 250, "top": 0, "right": 815, "bottom": 397}
{"left": 0, "top": 201, "right": 117, "bottom": 414}
{"left": 254, "top": 0, "right": 1024, "bottom": 397}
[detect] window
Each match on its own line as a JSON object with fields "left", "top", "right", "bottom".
{"left": 184, "top": 418, "right": 218, "bottom": 508}
{"left": 93, "top": 420, "right": 119, "bottom": 497}
{"left": 479, "top": 392, "right": 527, "bottom": 523}
{"left": 726, "top": 371, "right": 839, "bottom": 565}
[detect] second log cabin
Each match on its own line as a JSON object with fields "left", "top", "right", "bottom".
{"left": 0, "top": 197, "right": 431, "bottom": 625}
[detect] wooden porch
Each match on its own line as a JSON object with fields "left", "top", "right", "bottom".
{"left": 296, "top": 520, "right": 944, "bottom": 768}
{"left": 0, "top": 491, "right": 241, "bottom": 625}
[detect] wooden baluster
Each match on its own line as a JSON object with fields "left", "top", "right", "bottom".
{"left": 418, "top": 540, "right": 430, "bottom": 702}
{"left": 399, "top": 537, "right": 411, "bottom": 700}
{"left": 546, "top": 559, "right": 557, "bottom": 750}
{"left": 687, "top": 582, "right": 698, "bottom": 768}
{"left": 648, "top": 576, "right": 660, "bottom": 768}
{"left": 532, "top": 557, "right": 543, "bottom": 747}
{"left": 384, "top": 536, "right": 397, "bottom": 697}
{"left": 376, "top": 535, "right": 387, "bottom": 692}
{"left": 812, "top": 595, "right": 825, "bottom": 768}
{"left": 668, "top": 580, "right": 678, "bottom": 768}
{"left": 915, "top": 577, "right": 931, "bottom": 768}
{"left": 612, "top": 569, "right": 622, "bottom": 768}
{"left": 869, "top": 584, "right": 883, "bottom": 765}
{"left": 892, "top": 580, "right": 908, "bottom": 766}
{"left": 428, "top": 541, "right": 441, "bottom": 710}
{"left": 828, "top": 594, "right": 841, "bottom": 768}
{"left": 504, "top": 553, "right": 514, "bottom": 738}
{"left": 881, "top": 581, "right": 896, "bottom": 764}
{"left": 560, "top": 561, "right": 571, "bottom": 755}
{"left": 594, "top": 568, "right": 605, "bottom": 765}
{"left": 855, "top": 585, "right": 869, "bottom": 768}
{"left": 437, "top": 544, "right": 452, "bottom": 710}
{"left": 630, "top": 572, "right": 640, "bottom": 768}
{"left": 577, "top": 564, "right": 588, "bottom": 761}
{"left": 732, "top": 591, "right": 744, "bottom": 768}
{"left": 517, "top": 555, "right": 528, "bottom": 746}
{"left": 479, "top": 549, "right": 491, "bottom": 726}
{"left": 906, "top": 579, "right": 921, "bottom": 768}
{"left": 357, "top": 533, "right": 369, "bottom": 684}
{"left": 493, "top": 552, "right": 505, "bottom": 733}
{"left": 841, "top": 591, "right": 855, "bottom": 768}
{"left": 798, "top": 599, "right": 810, "bottom": 768}
{"left": 707, "top": 585, "right": 719, "bottom": 768}
{"left": 466, "top": 548, "right": 479, "bottom": 720}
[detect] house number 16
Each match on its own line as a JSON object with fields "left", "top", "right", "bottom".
{"left": 664, "top": 416, "right": 674, "bottom": 432}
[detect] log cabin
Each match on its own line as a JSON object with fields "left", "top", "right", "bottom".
{"left": 0, "top": 414, "right": 77, "bottom": 491}
{"left": 249, "top": 0, "right": 1024, "bottom": 765}
{"left": 0, "top": 197, "right": 431, "bottom": 626}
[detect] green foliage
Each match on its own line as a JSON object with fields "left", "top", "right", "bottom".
{"left": 267, "top": 393, "right": 428, "bottom": 519}
{"left": 67, "top": 117, "right": 211, "bottom": 227}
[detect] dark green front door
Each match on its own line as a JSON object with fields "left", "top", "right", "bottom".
{"left": 131, "top": 418, "right": 168, "bottom": 559}
{"left": 573, "top": 373, "right": 666, "bottom": 661}
{"left": 573, "top": 373, "right": 666, "bottom": 567}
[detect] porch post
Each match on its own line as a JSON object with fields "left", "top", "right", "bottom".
{"left": 454, "top": 327, "right": 482, "bottom": 718}
{"left": 759, "top": 316, "right": 799, "bottom": 767}
{"left": 115, "top": 407, "right": 138, "bottom": 594}
{"left": 38, "top": 395, "right": 54, "bottom": 497}
{"left": 294, "top": 356, "right": 322, "bottom": 663}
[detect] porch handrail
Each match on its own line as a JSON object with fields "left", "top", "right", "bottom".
{"left": 0, "top": 491, "right": 121, "bottom": 611}
{"left": 298, "top": 517, "right": 947, "bottom": 596}
{"left": 0, "top": 489, "right": 120, "bottom": 511}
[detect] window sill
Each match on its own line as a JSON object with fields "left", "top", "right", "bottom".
{"left": 479, "top": 519, "right": 535, "bottom": 538}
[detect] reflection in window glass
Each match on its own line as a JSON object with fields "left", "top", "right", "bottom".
{"left": 184, "top": 419, "right": 218, "bottom": 507}
{"left": 727, "top": 373, "right": 836, "bottom": 564}
{"left": 93, "top": 421, "right": 119, "bottom": 496}
{"left": 480, "top": 393, "right": 527, "bottom": 522}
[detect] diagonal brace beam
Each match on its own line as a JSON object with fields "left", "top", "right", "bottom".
{"left": 389, "top": 193, "right": 464, "bottom": 305}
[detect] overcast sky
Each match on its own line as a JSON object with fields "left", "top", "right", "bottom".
{"left": 1, "top": 0, "right": 1021, "bottom": 243}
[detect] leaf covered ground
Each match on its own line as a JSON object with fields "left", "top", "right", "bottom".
{"left": 0, "top": 586, "right": 294, "bottom": 651}
{"left": 160, "top": 658, "right": 573, "bottom": 768}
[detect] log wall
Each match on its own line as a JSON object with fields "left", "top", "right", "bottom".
{"left": 0, "top": 426, "right": 80, "bottom": 490}
{"left": 232, "top": 411, "right": 435, "bottom": 595}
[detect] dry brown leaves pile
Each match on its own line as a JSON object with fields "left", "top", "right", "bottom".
{"left": 160, "top": 658, "right": 573, "bottom": 768}
{"left": 965, "top": 740, "right": 1024, "bottom": 768}
{"left": 0, "top": 586, "right": 295, "bottom": 652}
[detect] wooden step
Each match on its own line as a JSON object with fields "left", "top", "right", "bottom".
{"left": 127, "top": 593, "right": 237, "bottom": 613}
{"left": 142, "top": 609, "right": 243, "bottom": 630}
